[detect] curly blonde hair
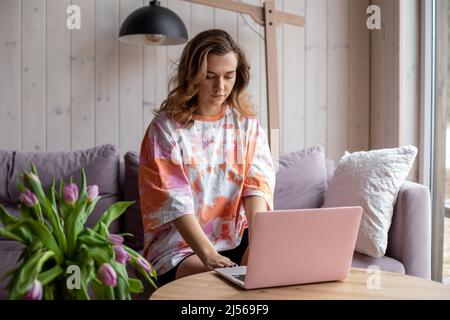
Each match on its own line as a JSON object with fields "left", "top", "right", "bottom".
{"left": 153, "top": 29, "right": 256, "bottom": 127}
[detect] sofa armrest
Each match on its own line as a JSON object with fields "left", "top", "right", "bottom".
{"left": 386, "top": 181, "right": 431, "bottom": 279}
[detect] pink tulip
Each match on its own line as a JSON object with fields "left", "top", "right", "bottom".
{"left": 114, "top": 245, "right": 131, "bottom": 264}
{"left": 137, "top": 257, "right": 152, "bottom": 274}
{"left": 86, "top": 185, "right": 99, "bottom": 203}
{"left": 98, "top": 263, "right": 117, "bottom": 287}
{"left": 24, "top": 280, "right": 43, "bottom": 300}
{"left": 63, "top": 183, "right": 78, "bottom": 205}
{"left": 19, "top": 189, "right": 39, "bottom": 208}
{"left": 108, "top": 234, "right": 124, "bottom": 246}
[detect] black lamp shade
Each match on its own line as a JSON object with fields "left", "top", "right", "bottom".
{"left": 119, "top": 1, "right": 188, "bottom": 46}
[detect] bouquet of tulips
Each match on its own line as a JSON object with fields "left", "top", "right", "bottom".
{"left": 0, "top": 164, "right": 157, "bottom": 300}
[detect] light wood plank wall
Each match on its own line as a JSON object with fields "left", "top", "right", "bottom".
{"left": 370, "top": 0, "right": 421, "bottom": 180}
{"left": 0, "top": 0, "right": 371, "bottom": 164}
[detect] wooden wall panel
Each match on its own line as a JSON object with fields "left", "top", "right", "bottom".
{"left": 95, "top": 0, "right": 120, "bottom": 147}
{"left": 399, "top": 0, "right": 420, "bottom": 181}
{"left": 119, "top": 0, "right": 144, "bottom": 155}
{"left": 22, "top": 0, "right": 46, "bottom": 151}
{"left": 47, "top": 0, "right": 70, "bottom": 151}
{"left": 0, "top": 0, "right": 21, "bottom": 150}
{"left": 349, "top": 0, "right": 370, "bottom": 153}
{"left": 327, "top": 0, "right": 349, "bottom": 162}
{"left": 238, "top": 0, "right": 262, "bottom": 125}
{"left": 305, "top": 0, "right": 328, "bottom": 151}
{"left": 214, "top": 3, "right": 238, "bottom": 41}
{"left": 282, "top": 0, "right": 305, "bottom": 154}
{"left": 71, "top": 0, "right": 95, "bottom": 150}
{"left": 167, "top": 0, "right": 191, "bottom": 122}
{"left": 370, "top": 0, "right": 400, "bottom": 149}
{"left": 0, "top": 0, "right": 372, "bottom": 164}
{"left": 143, "top": 41, "right": 157, "bottom": 133}
{"left": 191, "top": 2, "right": 214, "bottom": 36}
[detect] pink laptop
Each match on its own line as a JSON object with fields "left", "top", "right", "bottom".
{"left": 215, "top": 206, "right": 363, "bottom": 289}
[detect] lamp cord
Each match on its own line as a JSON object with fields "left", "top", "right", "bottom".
{"left": 237, "top": 0, "right": 265, "bottom": 41}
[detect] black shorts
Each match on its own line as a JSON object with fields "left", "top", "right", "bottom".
{"left": 156, "top": 228, "right": 249, "bottom": 287}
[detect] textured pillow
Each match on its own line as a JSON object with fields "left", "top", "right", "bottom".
{"left": 4, "top": 144, "right": 121, "bottom": 233}
{"left": 323, "top": 145, "right": 418, "bottom": 257}
{"left": 274, "top": 146, "right": 328, "bottom": 210}
{"left": 122, "top": 151, "right": 144, "bottom": 250}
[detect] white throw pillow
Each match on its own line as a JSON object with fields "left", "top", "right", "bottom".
{"left": 323, "top": 145, "right": 418, "bottom": 257}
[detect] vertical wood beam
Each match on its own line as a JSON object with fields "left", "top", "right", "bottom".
{"left": 264, "top": 0, "right": 280, "bottom": 153}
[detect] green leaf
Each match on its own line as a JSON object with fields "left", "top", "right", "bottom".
{"left": 0, "top": 227, "right": 23, "bottom": 242}
{"left": 82, "top": 196, "right": 101, "bottom": 226}
{"left": 48, "top": 179, "right": 58, "bottom": 214}
{"left": 58, "top": 178, "right": 64, "bottom": 203}
{"left": 15, "top": 220, "right": 63, "bottom": 263}
{"left": 59, "top": 202, "right": 69, "bottom": 221}
{"left": 8, "top": 250, "right": 55, "bottom": 299}
{"left": 114, "top": 276, "right": 127, "bottom": 300}
{"left": 44, "top": 284, "right": 55, "bottom": 300}
{"left": 17, "top": 181, "right": 26, "bottom": 193}
{"left": 2, "top": 217, "right": 35, "bottom": 245}
{"left": 111, "top": 261, "right": 129, "bottom": 284}
{"left": 78, "top": 169, "right": 87, "bottom": 203}
{"left": 30, "top": 162, "right": 38, "bottom": 176}
{"left": 94, "top": 201, "right": 135, "bottom": 231}
{"left": 91, "top": 278, "right": 106, "bottom": 300}
{"left": 23, "top": 239, "right": 43, "bottom": 257}
{"left": 25, "top": 171, "right": 67, "bottom": 253}
{"left": 136, "top": 267, "right": 158, "bottom": 290}
{"left": 79, "top": 244, "right": 113, "bottom": 265}
{"left": 117, "top": 232, "right": 134, "bottom": 238}
{"left": 32, "top": 203, "right": 45, "bottom": 224}
{"left": 37, "top": 265, "right": 64, "bottom": 286}
{"left": 78, "top": 231, "right": 110, "bottom": 247}
{"left": 0, "top": 204, "right": 18, "bottom": 228}
{"left": 81, "top": 259, "right": 96, "bottom": 300}
{"left": 65, "top": 200, "right": 87, "bottom": 256}
{"left": 104, "top": 284, "right": 115, "bottom": 300}
{"left": 0, "top": 207, "right": 32, "bottom": 244}
{"left": 128, "top": 278, "right": 144, "bottom": 293}
{"left": 71, "top": 262, "right": 91, "bottom": 300}
{"left": 98, "top": 222, "right": 109, "bottom": 238}
{"left": 19, "top": 204, "right": 33, "bottom": 220}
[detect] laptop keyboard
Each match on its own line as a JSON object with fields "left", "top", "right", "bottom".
{"left": 232, "top": 274, "right": 246, "bottom": 282}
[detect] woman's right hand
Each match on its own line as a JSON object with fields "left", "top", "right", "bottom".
{"left": 201, "top": 251, "right": 238, "bottom": 270}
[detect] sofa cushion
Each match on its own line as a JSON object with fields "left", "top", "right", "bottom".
{"left": 0, "top": 241, "right": 24, "bottom": 299}
{"left": 0, "top": 151, "right": 13, "bottom": 204}
{"left": 323, "top": 146, "right": 418, "bottom": 257}
{"left": 122, "top": 151, "right": 144, "bottom": 250}
{"left": 274, "top": 146, "right": 328, "bottom": 210}
{"left": 351, "top": 252, "right": 406, "bottom": 274}
{"left": 1, "top": 144, "right": 121, "bottom": 234}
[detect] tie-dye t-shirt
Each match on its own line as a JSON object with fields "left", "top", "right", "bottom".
{"left": 138, "top": 104, "right": 276, "bottom": 276}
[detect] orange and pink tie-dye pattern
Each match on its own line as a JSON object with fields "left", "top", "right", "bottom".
{"left": 138, "top": 105, "right": 275, "bottom": 276}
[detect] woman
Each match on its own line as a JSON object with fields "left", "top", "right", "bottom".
{"left": 138, "top": 29, "right": 275, "bottom": 287}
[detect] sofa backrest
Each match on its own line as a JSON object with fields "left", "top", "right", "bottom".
{"left": 121, "top": 151, "right": 143, "bottom": 250}
{"left": 0, "top": 144, "right": 122, "bottom": 235}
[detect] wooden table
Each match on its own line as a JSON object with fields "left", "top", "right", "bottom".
{"left": 150, "top": 268, "right": 450, "bottom": 300}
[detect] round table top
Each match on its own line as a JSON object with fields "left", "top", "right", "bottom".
{"left": 150, "top": 268, "right": 450, "bottom": 300}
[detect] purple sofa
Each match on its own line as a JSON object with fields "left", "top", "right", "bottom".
{"left": 0, "top": 144, "right": 431, "bottom": 299}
